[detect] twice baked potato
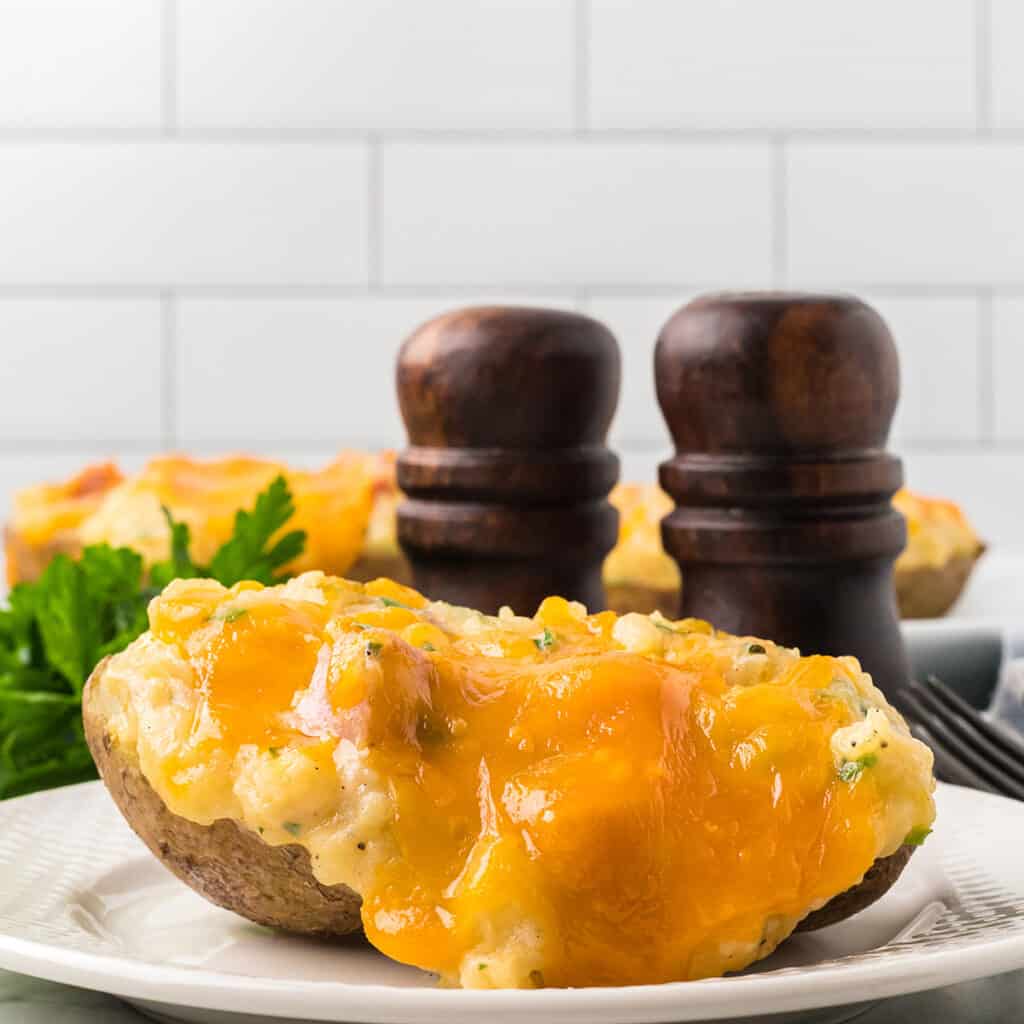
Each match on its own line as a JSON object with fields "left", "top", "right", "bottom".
{"left": 84, "top": 573, "right": 935, "bottom": 988}
{"left": 4, "top": 461, "right": 123, "bottom": 586}
{"left": 602, "top": 484, "right": 985, "bottom": 620}
{"left": 892, "top": 490, "right": 986, "bottom": 619}
{"left": 6, "top": 456, "right": 983, "bottom": 623}
{"left": 6, "top": 454, "right": 374, "bottom": 585}
{"left": 603, "top": 482, "right": 680, "bottom": 618}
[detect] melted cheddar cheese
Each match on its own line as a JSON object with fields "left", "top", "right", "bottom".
{"left": 6, "top": 454, "right": 375, "bottom": 585}
{"left": 5, "top": 462, "right": 123, "bottom": 585}
{"left": 893, "top": 489, "right": 985, "bottom": 571}
{"left": 91, "top": 573, "right": 935, "bottom": 989}
{"left": 604, "top": 482, "right": 680, "bottom": 593}
{"left": 78, "top": 453, "right": 373, "bottom": 577}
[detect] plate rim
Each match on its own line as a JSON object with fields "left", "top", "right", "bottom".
{"left": 1, "top": 781, "right": 1023, "bottom": 1023}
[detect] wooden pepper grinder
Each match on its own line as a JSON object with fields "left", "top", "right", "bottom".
{"left": 655, "top": 292, "right": 910, "bottom": 694}
{"left": 395, "top": 305, "right": 621, "bottom": 615}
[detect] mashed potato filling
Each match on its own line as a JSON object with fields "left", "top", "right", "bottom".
{"left": 893, "top": 489, "right": 984, "bottom": 571}
{"left": 90, "top": 572, "right": 935, "bottom": 988}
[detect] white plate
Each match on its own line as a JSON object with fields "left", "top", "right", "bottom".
{"left": 1, "top": 783, "right": 1023, "bottom": 1024}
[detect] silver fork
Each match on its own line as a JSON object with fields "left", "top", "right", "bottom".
{"left": 897, "top": 675, "right": 1024, "bottom": 802}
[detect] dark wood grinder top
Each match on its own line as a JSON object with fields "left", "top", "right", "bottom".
{"left": 396, "top": 305, "right": 621, "bottom": 615}
{"left": 656, "top": 292, "right": 910, "bottom": 694}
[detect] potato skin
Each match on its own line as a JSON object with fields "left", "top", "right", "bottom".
{"left": 895, "top": 549, "right": 985, "bottom": 620}
{"left": 796, "top": 845, "right": 914, "bottom": 932}
{"left": 82, "top": 659, "right": 362, "bottom": 938}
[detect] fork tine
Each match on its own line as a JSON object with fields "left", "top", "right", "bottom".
{"left": 906, "top": 719, "right": 1004, "bottom": 795}
{"left": 900, "top": 688, "right": 1024, "bottom": 801}
{"left": 924, "top": 675, "right": 1024, "bottom": 760}
{"left": 908, "top": 679, "right": 1024, "bottom": 790}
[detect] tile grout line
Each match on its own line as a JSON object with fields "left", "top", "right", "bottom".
{"left": 4, "top": 282, "right": 1024, "bottom": 299}
{"left": 771, "top": 138, "right": 788, "bottom": 287}
{"left": 2, "top": 129, "right": 1024, "bottom": 145}
{"left": 978, "top": 288, "right": 995, "bottom": 441}
{"left": 160, "top": 292, "right": 178, "bottom": 449}
{"left": 976, "top": 0, "right": 993, "bottom": 136}
{"left": 574, "top": 0, "right": 590, "bottom": 135}
{"left": 161, "top": 0, "right": 179, "bottom": 137}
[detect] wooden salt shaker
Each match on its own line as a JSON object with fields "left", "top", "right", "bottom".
{"left": 395, "top": 306, "right": 621, "bottom": 615}
{"left": 655, "top": 292, "right": 910, "bottom": 693}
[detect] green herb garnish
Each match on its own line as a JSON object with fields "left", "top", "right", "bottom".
{"left": 206, "top": 476, "right": 306, "bottom": 586}
{"left": 379, "top": 596, "right": 410, "bottom": 609}
{"left": 267, "top": 746, "right": 281, "bottom": 758}
{"left": 904, "top": 825, "right": 933, "bottom": 847}
{"left": 149, "top": 507, "right": 197, "bottom": 589}
{"left": 533, "top": 628, "right": 556, "bottom": 651}
{"left": 747, "top": 643, "right": 766, "bottom": 655}
{"left": 421, "top": 642, "right": 436, "bottom": 652}
{"left": 838, "top": 752, "right": 878, "bottom": 783}
{"left": 282, "top": 821, "right": 302, "bottom": 837}
{"left": 366, "top": 641, "right": 384, "bottom": 657}
{"left": 0, "top": 476, "right": 306, "bottom": 800}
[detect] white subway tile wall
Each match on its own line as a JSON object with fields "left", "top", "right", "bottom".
{"left": 379, "top": 142, "right": 773, "bottom": 287}
{"left": 0, "top": 144, "right": 368, "bottom": 284}
{"left": 589, "top": 0, "right": 976, "bottom": 133}
{"left": 993, "top": 298, "right": 1024, "bottom": 441}
{"left": 0, "top": 0, "right": 162, "bottom": 130}
{"left": 177, "top": 0, "right": 576, "bottom": 134}
{"left": 0, "top": 300, "right": 163, "bottom": 441}
{"left": 175, "top": 294, "right": 578, "bottom": 447}
{"left": 0, "top": 0, "right": 1019, "bottom": 551}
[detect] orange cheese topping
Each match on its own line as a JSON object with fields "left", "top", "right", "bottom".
{"left": 5, "top": 461, "right": 123, "bottom": 585}
{"left": 893, "top": 488, "right": 984, "bottom": 570}
{"left": 77, "top": 452, "right": 374, "bottom": 577}
{"left": 126, "top": 574, "right": 936, "bottom": 987}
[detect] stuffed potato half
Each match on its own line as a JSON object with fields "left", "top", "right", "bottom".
{"left": 84, "top": 573, "right": 935, "bottom": 989}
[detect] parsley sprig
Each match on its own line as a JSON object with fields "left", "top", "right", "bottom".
{"left": 0, "top": 475, "right": 306, "bottom": 800}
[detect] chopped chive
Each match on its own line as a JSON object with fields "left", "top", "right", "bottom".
{"left": 267, "top": 746, "right": 281, "bottom": 758}
{"left": 747, "top": 643, "right": 766, "bottom": 655}
{"left": 838, "top": 752, "right": 877, "bottom": 783}
{"left": 282, "top": 821, "right": 302, "bottom": 837}
{"left": 221, "top": 607, "right": 248, "bottom": 623}
{"left": 379, "top": 596, "right": 410, "bottom": 609}
{"left": 422, "top": 642, "right": 437, "bottom": 652}
{"left": 478, "top": 963, "right": 487, "bottom": 971}
{"left": 366, "top": 641, "right": 383, "bottom": 656}
{"left": 533, "top": 627, "right": 555, "bottom": 651}
{"left": 904, "top": 825, "right": 933, "bottom": 847}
